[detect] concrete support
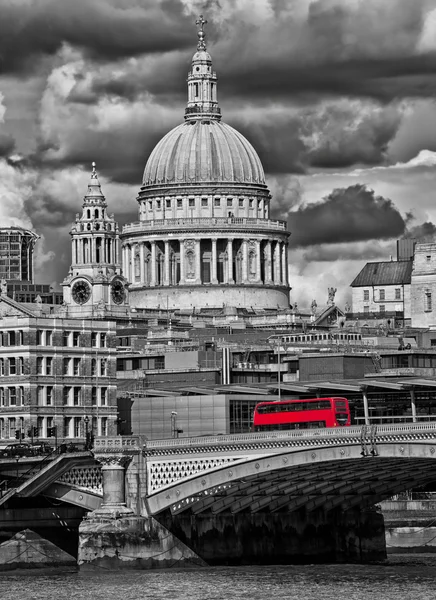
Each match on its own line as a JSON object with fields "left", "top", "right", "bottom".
{"left": 410, "top": 389, "right": 417, "bottom": 423}
{"left": 151, "top": 241, "right": 157, "bottom": 286}
{"left": 265, "top": 240, "right": 272, "bottom": 284}
{"left": 362, "top": 387, "right": 370, "bottom": 426}
{"left": 140, "top": 243, "right": 145, "bottom": 285}
{"left": 274, "top": 241, "right": 280, "bottom": 284}
{"left": 211, "top": 238, "right": 218, "bottom": 284}
{"left": 179, "top": 240, "right": 185, "bottom": 285}
{"left": 242, "top": 239, "right": 248, "bottom": 283}
{"left": 164, "top": 240, "right": 170, "bottom": 286}
{"left": 281, "top": 242, "right": 287, "bottom": 286}
{"left": 195, "top": 240, "right": 201, "bottom": 284}
{"left": 256, "top": 240, "right": 262, "bottom": 283}
{"left": 227, "top": 238, "right": 234, "bottom": 284}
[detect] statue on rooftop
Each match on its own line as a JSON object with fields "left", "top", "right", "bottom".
{"left": 327, "top": 287, "right": 337, "bottom": 306}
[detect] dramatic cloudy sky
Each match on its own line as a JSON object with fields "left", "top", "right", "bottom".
{"left": 2, "top": 0, "right": 436, "bottom": 308}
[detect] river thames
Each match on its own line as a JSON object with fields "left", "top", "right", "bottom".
{"left": 0, "top": 555, "right": 435, "bottom": 600}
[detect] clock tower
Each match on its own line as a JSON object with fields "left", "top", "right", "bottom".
{"left": 62, "top": 163, "right": 129, "bottom": 316}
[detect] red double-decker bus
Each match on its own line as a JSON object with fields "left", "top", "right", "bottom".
{"left": 252, "top": 397, "right": 351, "bottom": 432}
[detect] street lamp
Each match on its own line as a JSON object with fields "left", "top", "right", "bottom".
{"left": 171, "top": 411, "right": 183, "bottom": 438}
{"left": 84, "top": 415, "right": 90, "bottom": 450}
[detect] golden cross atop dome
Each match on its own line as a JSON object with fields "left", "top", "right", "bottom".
{"left": 196, "top": 14, "right": 207, "bottom": 50}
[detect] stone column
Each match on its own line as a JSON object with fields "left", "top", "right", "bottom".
{"left": 179, "top": 240, "right": 185, "bottom": 285}
{"left": 151, "top": 241, "right": 157, "bottom": 286}
{"left": 164, "top": 240, "right": 170, "bottom": 285}
{"left": 281, "top": 242, "right": 287, "bottom": 286}
{"left": 265, "top": 241, "right": 272, "bottom": 284}
{"left": 227, "top": 238, "right": 234, "bottom": 284}
{"left": 256, "top": 240, "right": 262, "bottom": 283}
{"left": 274, "top": 241, "right": 280, "bottom": 284}
{"left": 131, "top": 245, "right": 136, "bottom": 284}
{"left": 91, "top": 237, "right": 96, "bottom": 264}
{"left": 116, "top": 238, "right": 120, "bottom": 266}
{"left": 140, "top": 243, "right": 145, "bottom": 285}
{"left": 211, "top": 238, "right": 218, "bottom": 284}
{"left": 242, "top": 239, "right": 248, "bottom": 283}
{"left": 195, "top": 239, "right": 202, "bottom": 284}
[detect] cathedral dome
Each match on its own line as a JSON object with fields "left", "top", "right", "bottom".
{"left": 142, "top": 120, "right": 265, "bottom": 187}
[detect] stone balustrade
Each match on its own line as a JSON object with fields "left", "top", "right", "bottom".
{"left": 123, "top": 216, "right": 287, "bottom": 233}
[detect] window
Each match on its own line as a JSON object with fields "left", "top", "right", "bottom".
{"left": 427, "top": 255, "right": 431, "bottom": 262}
{"left": 63, "top": 358, "right": 70, "bottom": 375}
{"left": 380, "top": 305, "right": 386, "bottom": 313}
{"left": 101, "top": 417, "right": 108, "bottom": 436}
{"left": 395, "top": 288, "right": 401, "bottom": 300}
{"left": 100, "top": 387, "right": 107, "bottom": 406}
{"left": 379, "top": 289, "right": 385, "bottom": 301}
{"left": 166, "top": 199, "right": 171, "bottom": 208}
{"left": 148, "top": 201, "right": 152, "bottom": 209}
{"left": 227, "top": 198, "right": 233, "bottom": 207}
{"left": 177, "top": 199, "right": 182, "bottom": 208}
{"left": 18, "top": 357, "right": 24, "bottom": 375}
{"left": 73, "top": 387, "right": 81, "bottom": 406}
{"left": 9, "top": 387, "right": 16, "bottom": 406}
{"left": 249, "top": 199, "right": 254, "bottom": 208}
{"left": 46, "top": 330, "right": 52, "bottom": 346}
{"left": 201, "top": 198, "right": 208, "bottom": 207}
{"left": 0, "top": 389, "right": 4, "bottom": 406}
{"left": 17, "top": 387, "right": 24, "bottom": 405}
{"left": 239, "top": 198, "right": 244, "bottom": 207}
{"left": 91, "top": 332, "right": 97, "bottom": 347}
{"left": 214, "top": 198, "right": 220, "bottom": 207}
{"left": 9, "top": 358, "right": 16, "bottom": 375}
{"left": 37, "top": 386, "right": 44, "bottom": 406}
{"left": 156, "top": 200, "right": 161, "bottom": 209}
{"left": 73, "top": 332, "right": 80, "bottom": 347}
{"left": 46, "top": 357, "right": 53, "bottom": 376}
{"left": 63, "top": 331, "right": 71, "bottom": 347}
{"left": 100, "top": 359, "right": 108, "bottom": 376}
{"left": 36, "top": 330, "right": 43, "bottom": 345}
{"left": 0, "top": 359, "right": 3, "bottom": 376}
{"left": 363, "top": 290, "right": 369, "bottom": 301}
{"left": 91, "top": 358, "right": 97, "bottom": 377}
{"left": 46, "top": 386, "right": 53, "bottom": 406}
{"left": 63, "top": 386, "right": 71, "bottom": 405}
{"left": 73, "top": 358, "right": 80, "bottom": 376}
{"left": 425, "top": 290, "right": 432, "bottom": 312}
{"left": 9, "top": 331, "right": 16, "bottom": 346}
{"left": 74, "top": 417, "right": 81, "bottom": 438}
{"left": 189, "top": 198, "right": 195, "bottom": 207}
{"left": 36, "top": 357, "right": 43, "bottom": 375}
{"left": 100, "top": 333, "right": 107, "bottom": 348}
{"left": 91, "top": 387, "right": 97, "bottom": 406}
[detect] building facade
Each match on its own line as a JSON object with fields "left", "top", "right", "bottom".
{"left": 0, "top": 227, "right": 39, "bottom": 283}
{"left": 0, "top": 303, "right": 118, "bottom": 442}
{"left": 121, "top": 19, "right": 290, "bottom": 311}
{"left": 411, "top": 242, "right": 436, "bottom": 328}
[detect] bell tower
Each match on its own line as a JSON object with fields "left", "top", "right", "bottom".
{"left": 62, "top": 163, "right": 128, "bottom": 315}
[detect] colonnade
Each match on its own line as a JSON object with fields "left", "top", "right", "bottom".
{"left": 73, "top": 236, "right": 120, "bottom": 266}
{"left": 121, "top": 237, "right": 288, "bottom": 288}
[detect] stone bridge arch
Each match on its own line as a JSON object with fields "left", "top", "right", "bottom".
{"left": 144, "top": 425, "right": 436, "bottom": 516}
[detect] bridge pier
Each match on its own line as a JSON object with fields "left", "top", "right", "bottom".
{"left": 78, "top": 437, "right": 205, "bottom": 569}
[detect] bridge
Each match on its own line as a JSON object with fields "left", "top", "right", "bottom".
{"left": 3, "top": 422, "right": 436, "bottom": 566}
{"left": 141, "top": 422, "right": 436, "bottom": 516}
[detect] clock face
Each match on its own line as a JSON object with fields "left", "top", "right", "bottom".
{"left": 111, "top": 280, "right": 125, "bottom": 305}
{"left": 72, "top": 280, "right": 91, "bottom": 305}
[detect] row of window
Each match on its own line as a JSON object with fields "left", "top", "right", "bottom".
{"left": 146, "top": 198, "right": 264, "bottom": 210}
{"left": 362, "top": 292, "right": 432, "bottom": 313}
{"left": 0, "top": 416, "right": 108, "bottom": 439}
{"left": 0, "top": 330, "right": 108, "bottom": 348}
{"left": 363, "top": 289, "right": 402, "bottom": 302}
{"left": 0, "top": 386, "right": 108, "bottom": 407}
{"left": 0, "top": 356, "right": 109, "bottom": 377}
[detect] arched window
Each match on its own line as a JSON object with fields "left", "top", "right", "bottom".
{"left": 87, "top": 209, "right": 91, "bottom": 219}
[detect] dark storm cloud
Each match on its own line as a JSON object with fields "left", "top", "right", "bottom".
{"left": 404, "top": 221, "right": 436, "bottom": 242}
{"left": 289, "top": 184, "right": 406, "bottom": 248}
{"left": 0, "top": 0, "right": 195, "bottom": 73}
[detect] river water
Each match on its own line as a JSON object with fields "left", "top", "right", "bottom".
{"left": 1, "top": 555, "right": 435, "bottom": 600}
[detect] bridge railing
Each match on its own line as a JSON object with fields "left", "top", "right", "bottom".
{"left": 144, "top": 421, "right": 436, "bottom": 451}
